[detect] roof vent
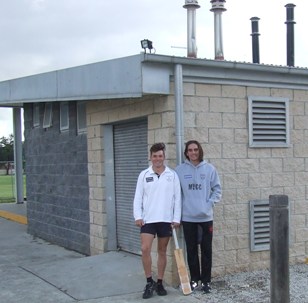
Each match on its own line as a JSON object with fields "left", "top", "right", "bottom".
{"left": 285, "top": 3, "right": 296, "bottom": 67}
{"left": 210, "top": 0, "right": 226, "bottom": 60}
{"left": 183, "top": 0, "right": 200, "bottom": 58}
{"left": 250, "top": 17, "right": 260, "bottom": 64}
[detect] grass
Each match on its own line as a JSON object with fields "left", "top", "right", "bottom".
{"left": 0, "top": 175, "right": 26, "bottom": 203}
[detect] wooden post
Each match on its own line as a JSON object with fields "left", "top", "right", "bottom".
{"left": 269, "top": 195, "right": 289, "bottom": 303}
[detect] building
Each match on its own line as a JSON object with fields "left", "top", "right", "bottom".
{"left": 0, "top": 52, "right": 308, "bottom": 285}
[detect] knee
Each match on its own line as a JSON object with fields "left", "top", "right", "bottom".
{"left": 157, "top": 247, "right": 167, "bottom": 257}
{"left": 141, "top": 243, "right": 151, "bottom": 256}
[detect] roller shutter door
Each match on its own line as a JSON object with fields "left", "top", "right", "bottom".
{"left": 114, "top": 119, "right": 148, "bottom": 254}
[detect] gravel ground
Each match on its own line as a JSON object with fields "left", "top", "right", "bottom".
{"left": 189, "top": 264, "right": 308, "bottom": 303}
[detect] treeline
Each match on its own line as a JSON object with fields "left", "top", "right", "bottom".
{"left": 0, "top": 134, "right": 14, "bottom": 162}
{"left": 0, "top": 135, "right": 25, "bottom": 175}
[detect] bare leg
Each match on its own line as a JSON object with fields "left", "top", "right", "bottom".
{"left": 157, "top": 237, "right": 170, "bottom": 280}
{"left": 141, "top": 233, "right": 155, "bottom": 277}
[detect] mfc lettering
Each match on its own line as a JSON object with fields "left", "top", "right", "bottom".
{"left": 188, "top": 184, "right": 202, "bottom": 190}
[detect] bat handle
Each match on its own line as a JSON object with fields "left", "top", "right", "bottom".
{"left": 172, "top": 227, "right": 180, "bottom": 249}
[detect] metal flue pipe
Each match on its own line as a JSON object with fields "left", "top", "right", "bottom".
{"left": 285, "top": 3, "right": 296, "bottom": 67}
{"left": 250, "top": 17, "right": 260, "bottom": 64}
{"left": 210, "top": 0, "right": 226, "bottom": 60}
{"left": 183, "top": 0, "right": 200, "bottom": 58}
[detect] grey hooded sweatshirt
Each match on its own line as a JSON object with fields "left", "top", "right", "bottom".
{"left": 175, "top": 160, "right": 222, "bottom": 222}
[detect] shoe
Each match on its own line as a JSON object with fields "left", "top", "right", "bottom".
{"left": 142, "top": 281, "right": 157, "bottom": 299}
{"left": 201, "top": 282, "right": 211, "bottom": 294}
{"left": 156, "top": 283, "right": 167, "bottom": 296}
{"left": 190, "top": 280, "right": 198, "bottom": 291}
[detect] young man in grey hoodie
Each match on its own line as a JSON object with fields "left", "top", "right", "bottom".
{"left": 175, "top": 140, "right": 222, "bottom": 294}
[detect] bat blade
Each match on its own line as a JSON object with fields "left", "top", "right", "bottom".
{"left": 174, "top": 248, "right": 192, "bottom": 295}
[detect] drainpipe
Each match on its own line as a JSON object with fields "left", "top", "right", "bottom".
{"left": 285, "top": 3, "right": 296, "bottom": 67}
{"left": 183, "top": 0, "right": 200, "bottom": 58}
{"left": 210, "top": 0, "right": 226, "bottom": 60}
{"left": 13, "top": 108, "right": 24, "bottom": 204}
{"left": 174, "top": 64, "right": 184, "bottom": 165}
{"left": 174, "top": 63, "right": 186, "bottom": 256}
{"left": 250, "top": 17, "right": 260, "bottom": 64}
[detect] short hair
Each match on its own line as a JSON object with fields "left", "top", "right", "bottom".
{"left": 150, "top": 142, "right": 166, "bottom": 155}
{"left": 184, "top": 140, "right": 204, "bottom": 162}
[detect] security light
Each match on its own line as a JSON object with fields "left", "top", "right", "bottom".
{"left": 140, "top": 39, "right": 153, "bottom": 53}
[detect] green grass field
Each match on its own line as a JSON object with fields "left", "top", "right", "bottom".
{"left": 0, "top": 175, "right": 26, "bottom": 203}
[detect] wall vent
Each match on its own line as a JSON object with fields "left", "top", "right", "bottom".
{"left": 43, "top": 103, "right": 53, "bottom": 129}
{"left": 248, "top": 96, "right": 289, "bottom": 148}
{"left": 60, "top": 102, "right": 69, "bottom": 132}
{"left": 33, "top": 103, "right": 40, "bottom": 127}
{"left": 249, "top": 199, "right": 270, "bottom": 251}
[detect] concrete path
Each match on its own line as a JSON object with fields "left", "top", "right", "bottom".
{"left": 0, "top": 203, "right": 199, "bottom": 303}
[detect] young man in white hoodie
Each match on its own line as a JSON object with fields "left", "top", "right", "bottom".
{"left": 175, "top": 140, "right": 222, "bottom": 294}
{"left": 133, "top": 142, "right": 181, "bottom": 299}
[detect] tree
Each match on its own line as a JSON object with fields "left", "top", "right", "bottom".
{"left": 0, "top": 134, "right": 14, "bottom": 175}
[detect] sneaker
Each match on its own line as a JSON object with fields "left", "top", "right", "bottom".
{"left": 190, "top": 281, "right": 198, "bottom": 291}
{"left": 201, "top": 282, "right": 211, "bottom": 294}
{"left": 156, "top": 283, "right": 167, "bottom": 296}
{"left": 142, "top": 281, "right": 157, "bottom": 299}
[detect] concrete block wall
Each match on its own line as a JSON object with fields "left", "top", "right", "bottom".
{"left": 87, "top": 96, "right": 181, "bottom": 285}
{"left": 86, "top": 82, "right": 308, "bottom": 284}
{"left": 24, "top": 102, "right": 90, "bottom": 255}
{"left": 181, "top": 82, "right": 308, "bottom": 276}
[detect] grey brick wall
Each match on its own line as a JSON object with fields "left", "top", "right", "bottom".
{"left": 24, "top": 102, "right": 90, "bottom": 255}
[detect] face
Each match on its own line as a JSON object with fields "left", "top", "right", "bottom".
{"left": 150, "top": 150, "right": 165, "bottom": 169}
{"left": 186, "top": 143, "right": 200, "bottom": 163}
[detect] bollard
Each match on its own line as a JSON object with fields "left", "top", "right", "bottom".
{"left": 269, "top": 195, "right": 290, "bottom": 303}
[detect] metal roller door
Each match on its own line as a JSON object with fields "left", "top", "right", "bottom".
{"left": 114, "top": 119, "right": 148, "bottom": 254}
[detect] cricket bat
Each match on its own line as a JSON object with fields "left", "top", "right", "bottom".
{"left": 172, "top": 228, "right": 192, "bottom": 295}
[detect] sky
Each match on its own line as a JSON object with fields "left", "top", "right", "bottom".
{"left": 1, "top": 0, "right": 308, "bottom": 138}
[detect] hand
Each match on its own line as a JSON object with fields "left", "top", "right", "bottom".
{"left": 171, "top": 222, "right": 181, "bottom": 228}
{"left": 135, "top": 219, "right": 144, "bottom": 227}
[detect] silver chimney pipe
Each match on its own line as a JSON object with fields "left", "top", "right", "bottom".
{"left": 210, "top": 0, "right": 226, "bottom": 60}
{"left": 183, "top": 0, "right": 200, "bottom": 58}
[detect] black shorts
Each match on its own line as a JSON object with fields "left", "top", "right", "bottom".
{"left": 140, "top": 222, "right": 172, "bottom": 238}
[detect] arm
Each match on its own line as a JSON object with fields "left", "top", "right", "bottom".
{"left": 172, "top": 172, "right": 182, "bottom": 226}
{"left": 209, "top": 169, "right": 222, "bottom": 206}
{"left": 133, "top": 171, "right": 144, "bottom": 225}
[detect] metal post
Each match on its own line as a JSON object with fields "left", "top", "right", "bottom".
{"left": 174, "top": 63, "right": 187, "bottom": 255}
{"left": 13, "top": 108, "right": 24, "bottom": 204}
{"left": 269, "top": 195, "right": 289, "bottom": 303}
{"left": 174, "top": 64, "right": 184, "bottom": 165}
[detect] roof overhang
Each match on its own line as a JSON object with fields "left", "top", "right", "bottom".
{"left": 1, "top": 53, "right": 308, "bottom": 107}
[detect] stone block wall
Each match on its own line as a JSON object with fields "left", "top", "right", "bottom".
{"left": 181, "top": 82, "right": 308, "bottom": 276}
{"left": 87, "top": 96, "right": 181, "bottom": 285}
{"left": 24, "top": 102, "right": 90, "bottom": 255}
{"left": 87, "top": 96, "right": 177, "bottom": 249}
{"left": 86, "top": 81, "right": 308, "bottom": 284}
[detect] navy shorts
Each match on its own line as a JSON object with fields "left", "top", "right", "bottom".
{"left": 140, "top": 222, "right": 172, "bottom": 238}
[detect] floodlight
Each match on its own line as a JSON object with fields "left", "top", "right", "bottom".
{"left": 140, "top": 39, "right": 153, "bottom": 53}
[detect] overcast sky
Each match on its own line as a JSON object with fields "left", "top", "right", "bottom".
{"left": 1, "top": 0, "right": 308, "bottom": 138}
